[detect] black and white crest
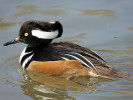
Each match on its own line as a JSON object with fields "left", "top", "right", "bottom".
{"left": 15, "top": 20, "right": 63, "bottom": 46}
{"left": 31, "top": 21, "right": 63, "bottom": 39}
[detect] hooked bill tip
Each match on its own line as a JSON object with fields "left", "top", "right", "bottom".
{"left": 3, "top": 42, "right": 8, "bottom": 46}
{"left": 3, "top": 37, "right": 20, "bottom": 46}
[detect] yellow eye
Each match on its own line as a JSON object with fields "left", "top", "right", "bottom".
{"left": 24, "top": 33, "right": 28, "bottom": 36}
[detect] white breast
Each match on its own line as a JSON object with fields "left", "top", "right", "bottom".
{"left": 19, "top": 47, "right": 34, "bottom": 68}
{"left": 22, "top": 54, "right": 34, "bottom": 68}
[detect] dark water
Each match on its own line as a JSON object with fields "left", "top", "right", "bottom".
{"left": 0, "top": 0, "right": 133, "bottom": 100}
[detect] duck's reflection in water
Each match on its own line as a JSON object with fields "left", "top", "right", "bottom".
{"left": 20, "top": 71, "right": 112, "bottom": 100}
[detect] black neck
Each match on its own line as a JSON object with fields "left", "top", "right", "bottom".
{"left": 27, "top": 39, "right": 53, "bottom": 48}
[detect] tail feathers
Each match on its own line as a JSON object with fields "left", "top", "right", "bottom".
{"left": 94, "top": 66, "right": 132, "bottom": 79}
{"left": 109, "top": 68, "right": 132, "bottom": 79}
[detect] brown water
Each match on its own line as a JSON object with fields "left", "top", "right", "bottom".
{"left": 0, "top": 0, "right": 133, "bottom": 100}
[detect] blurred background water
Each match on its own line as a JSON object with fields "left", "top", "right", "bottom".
{"left": 0, "top": 0, "right": 133, "bottom": 100}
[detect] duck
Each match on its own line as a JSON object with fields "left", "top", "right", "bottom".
{"left": 4, "top": 20, "right": 131, "bottom": 80}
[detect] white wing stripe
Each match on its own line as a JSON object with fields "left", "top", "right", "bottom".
{"left": 64, "top": 54, "right": 93, "bottom": 69}
{"left": 61, "top": 57, "right": 69, "bottom": 60}
{"left": 73, "top": 53, "right": 96, "bottom": 69}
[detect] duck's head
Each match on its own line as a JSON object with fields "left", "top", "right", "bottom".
{"left": 4, "top": 20, "right": 63, "bottom": 47}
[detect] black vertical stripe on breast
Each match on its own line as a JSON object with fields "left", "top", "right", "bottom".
{"left": 20, "top": 52, "right": 33, "bottom": 67}
{"left": 24, "top": 59, "right": 32, "bottom": 68}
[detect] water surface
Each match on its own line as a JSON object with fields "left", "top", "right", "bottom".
{"left": 0, "top": 0, "right": 133, "bottom": 100}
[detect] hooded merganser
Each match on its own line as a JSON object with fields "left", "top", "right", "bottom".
{"left": 4, "top": 20, "right": 131, "bottom": 79}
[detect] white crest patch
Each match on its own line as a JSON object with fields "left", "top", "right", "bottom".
{"left": 49, "top": 21, "right": 55, "bottom": 24}
{"left": 32, "top": 30, "right": 58, "bottom": 39}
